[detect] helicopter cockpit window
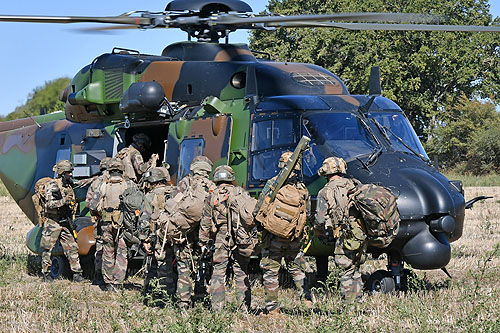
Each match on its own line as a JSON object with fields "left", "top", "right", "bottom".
{"left": 178, "top": 138, "right": 205, "bottom": 182}
{"left": 302, "top": 112, "right": 377, "bottom": 177}
{"left": 367, "top": 112, "right": 428, "bottom": 159}
{"left": 251, "top": 119, "right": 295, "bottom": 151}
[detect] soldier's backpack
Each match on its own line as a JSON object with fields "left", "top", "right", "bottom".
{"left": 349, "top": 184, "right": 400, "bottom": 248}
{"left": 256, "top": 183, "right": 308, "bottom": 240}
{"left": 226, "top": 187, "right": 258, "bottom": 257}
{"left": 32, "top": 177, "right": 52, "bottom": 225}
{"left": 119, "top": 185, "right": 145, "bottom": 245}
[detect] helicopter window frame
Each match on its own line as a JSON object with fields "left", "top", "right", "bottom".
{"left": 177, "top": 137, "right": 205, "bottom": 182}
{"left": 249, "top": 113, "right": 299, "bottom": 183}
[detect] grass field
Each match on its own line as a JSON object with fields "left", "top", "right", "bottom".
{"left": 0, "top": 187, "right": 499, "bottom": 331}
{"left": 443, "top": 172, "right": 500, "bottom": 187}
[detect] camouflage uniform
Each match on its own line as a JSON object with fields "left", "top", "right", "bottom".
{"left": 174, "top": 156, "right": 215, "bottom": 308}
{"left": 40, "top": 160, "right": 83, "bottom": 281}
{"left": 115, "top": 133, "right": 157, "bottom": 182}
{"left": 85, "top": 157, "right": 110, "bottom": 284}
{"left": 199, "top": 166, "right": 252, "bottom": 311}
{"left": 315, "top": 157, "right": 366, "bottom": 303}
{"left": 258, "top": 152, "right": 312, "bottom": 312}
{"left": 94, "top": 158, "right": 138, "bottom": 288}
{"left": 138, "top": 168, "right": 177, "bottom": 298}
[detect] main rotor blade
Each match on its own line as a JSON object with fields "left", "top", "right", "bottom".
{"left": 266, "top": 21, "right": 500, "bottom": 32}
{"left": 217, "top": 12, "right": 442, "bottom": 25}
{"left": 0, "top": 14, "right": 152, "bottom": 25}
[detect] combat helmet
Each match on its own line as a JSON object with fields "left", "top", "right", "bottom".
{"left": 213, "top": 165, "right": 235, "bottom": 183}
{"left": 144, "top": 168, "right": 167, "bottom": 184}
{"left": 53, "top": 160, "right": 74, "bottom": 176}
{"left": 318, "top": 157, "right": 347, "bottom": 177}
{"left": 132, "top": 133, "right": 152, "bottom": 149}
{"left": 278, "top": 151, "right": 300, "bottom": 170}
{"left": 107, "top": 158, "right": 125, "bottom": 172}
{"left": 99, "top": 157, "right": 112, "bottom": 171}
{"left": 157, "top": 165, "right": 171, "bottom": 182}
{"left": 190, "top": 155, "right": 213, "bottom": 174}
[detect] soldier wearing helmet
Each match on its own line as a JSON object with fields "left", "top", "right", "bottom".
{"left": 41, "top": 160, "right": 84, "bottom": 283}
{"left": 174, "top": 155, "right": 216, "bottom": 308}
{"left": 82, "top": 156, "right": 112, "bottom": 285}
{"left": 199, "top": 165, "right": 255, "bottom": 311}
{"left": 138, "top": 167, "right": 176, "bottom": 300}
{"left": 315, "top": 156, "right": 366, "bottom": 304}
{"left": 258, "top": 151, "right": 313, "bottom": 314}
{"left": 95, "top": 158, "right": 139, "bottom": 291}
{"left": 115, "top": 133, "right": 159, "bottom": 182}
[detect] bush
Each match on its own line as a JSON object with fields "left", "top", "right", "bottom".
{"left": 465, "top": 127, "right": 500, "bottom": 174}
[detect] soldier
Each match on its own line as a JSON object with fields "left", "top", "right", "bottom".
{"left": 95, "top": 158, "right": 138, "bottom": 291}
{"left": 41, "top": 160, "right": 84, "bottom": 282}
{"left": 315, "top": 157, "right": 366, "bottom": 304}
{"left": 174, "top": 155, "right": 216, "bottom": 308}
{"left": 85, "top": 157, "right": 111, "bottom": 285}
{"left": 138, "top": 167, "right": 176, "bottom": 300}
{"left": 257, "top": 152, "right": 312, "bottom": 314}
{"left": 115, "top": 133, "right": 159, "bottom": 182}
{"left": 199, "top": 165, "right": 254, "bottom": 311}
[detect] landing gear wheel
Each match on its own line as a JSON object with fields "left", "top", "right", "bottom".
{"left": 366, "top": 270, "right": 396, "bottom": 294}
{"left": 50, "top": 255, "right": 70, "bottom": 279}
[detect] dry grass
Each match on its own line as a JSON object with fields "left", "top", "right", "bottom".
{"left": 0, "top": 189, "right": 499, "bottom": 332}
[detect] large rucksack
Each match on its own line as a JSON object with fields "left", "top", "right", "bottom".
{"left": 119, "top": 185, "right": 145, "bottom": 245}
{"left": 32, "top": 177, "right": 52, "bottom": 225}
{"left": 226, "top": 187, "right": 258, "bottom": 257}
{"left": 349, "top": 184, "right": 400, "bottom": 248}
{"left": 256, "top": 183, "right": 308, "bottom": 240}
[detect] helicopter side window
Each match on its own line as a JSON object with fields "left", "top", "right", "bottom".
{"left": 177, "top": 138, "right": 205, "bottom": 182}
{"left": 251, "top": 119, "right": 295, "bottom": 151}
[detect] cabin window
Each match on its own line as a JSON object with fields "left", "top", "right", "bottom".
{"left": 251, "top": 118, "right": 295, "bottom": 151}
{"left": 251, "top": 149, "right": 284, "bottom": 180}
{"left": 178, "top": 138, "right": 205, "bottom": 182}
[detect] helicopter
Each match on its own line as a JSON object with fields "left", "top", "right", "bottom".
{"left": 0, "top": 0, "right": 498, "bottom": 289}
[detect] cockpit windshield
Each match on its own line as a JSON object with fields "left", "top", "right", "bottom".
{"left": 302, "top": 112, "right": 377, "bottom": 177}
{"left": 367, "top": 112, "right": 428, "bottom": 160}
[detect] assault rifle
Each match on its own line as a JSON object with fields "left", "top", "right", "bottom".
{"left": 142, "top": 235, "right": 157, "bottom": 296}
{"left": 254, "top": 136, "right": 311, "bottom": 214}
{"left": 196, "top": 239, "right": 215, "bottom": 287}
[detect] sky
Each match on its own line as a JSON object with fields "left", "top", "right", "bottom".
{"left": 0, "top": 0, "right": 499, "bottom": 117}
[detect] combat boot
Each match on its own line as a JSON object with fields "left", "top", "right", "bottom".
{"left": 72, "top": 273, "right": 85, "bottom": 282}
{"left": 264, "top": 308, "right": 283, "bottom": 318}
{"left": 303, "top": 299, "right": 314, "bottom": 309}
{"left": 42, "top": 272, "right": 54, "bottom": 282}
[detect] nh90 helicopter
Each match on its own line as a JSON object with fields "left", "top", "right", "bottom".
{"left": 0, "top": 0, "right": 497, "bottom": 289}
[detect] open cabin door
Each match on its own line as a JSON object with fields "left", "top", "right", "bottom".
{"left": 166, "top": 114, "right": 233, "bottom": 184}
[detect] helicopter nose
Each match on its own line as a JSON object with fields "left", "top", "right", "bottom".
{"left": 430, "top": 215, "right": 456, "bottom": 234}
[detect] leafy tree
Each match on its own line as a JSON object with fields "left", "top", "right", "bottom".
{"left": 249, "top": 0, "right": 500, "bottom": 137}
{"left": 424, "top": 96, "right": 500, "bottom": 171}
{"left": 1, "top": 78, "right": 70, "bottom": 122}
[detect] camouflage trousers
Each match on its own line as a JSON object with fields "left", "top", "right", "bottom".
{"left": 40, "top": 218, "right": 82, "bottom": 274}
{"left": 174, "top": 242, "right": 199, "bottom": 307}
{"left": 94, "top": 222, "right": 104, "bottom": 278}
{"left": 260, "top": 232, "right": 310, "bottom": 312}
{"left": 144, "top": 245, "right": 177, "bottom": 298}
{"left": 210, "top": 237, "right": 250, "bottom": 311}
{"left": 102, "top": 223, "right": 128, "bottom": 285}
{"left": 334, "top": 233, "right": 367, "bottom": 303}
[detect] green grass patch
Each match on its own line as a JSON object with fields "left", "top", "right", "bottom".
{"left": 443, "top": 172, "right": 500, "bottom": 187}
{"left": 0, "top": 180, "right": 9, "bottom": 196}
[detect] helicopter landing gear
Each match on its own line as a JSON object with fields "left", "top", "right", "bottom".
{"left": 50, "top": 255, "right": 70, "bottom": 279}
{"left": 365, "top": 253, "right": 406, "bottom": 294}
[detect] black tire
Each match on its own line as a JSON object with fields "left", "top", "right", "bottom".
{"left": 365, "top": 270, "right": 396, "bottom": 294}
{"left": 50, "top": 255, "right": 70, "bottom": 279}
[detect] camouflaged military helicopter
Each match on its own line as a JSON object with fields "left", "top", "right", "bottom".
{"left": 0, "top": 0, "right": 498, "bottom": 289}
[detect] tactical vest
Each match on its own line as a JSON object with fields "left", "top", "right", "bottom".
{"left": 44, "top": 178, "right": 76, "bottom": 217}
{"left": 100, "top": 175, "right": 127, "bottom": 224}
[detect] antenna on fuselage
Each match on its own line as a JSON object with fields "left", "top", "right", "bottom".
{"left": 369, "top": 66, "right": 382, "bottom": 96}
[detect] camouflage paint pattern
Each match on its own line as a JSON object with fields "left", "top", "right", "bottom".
{"left": 40, "top": 218, "right": 82, "bottom": 274}
{"left": 101, "top": 223, "right": 128, "bottom": 285}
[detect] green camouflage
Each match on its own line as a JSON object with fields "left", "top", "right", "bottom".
{"left": 174, "top": 240, "right": 199, "bottom": 308}
{"left": 317, "top": 156, "right": 347, "bottom": 176}
{"left": 40, "top": 218, "right": 82, "bottom": 274}
{"left": 200, "top": 182, "right": 252, "bottom": 311}
{"left": 350, "top": 184, "right": 400, "bottom": 248}
{"left": 101, "top": 223, "right": 128, "bottom": 285}
{"left": 260, "top": 230, "right": 310, "bottom": 312}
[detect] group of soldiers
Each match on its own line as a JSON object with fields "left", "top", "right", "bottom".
{"left": 35, "top": 133, "right": 368, "bottom": 314}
